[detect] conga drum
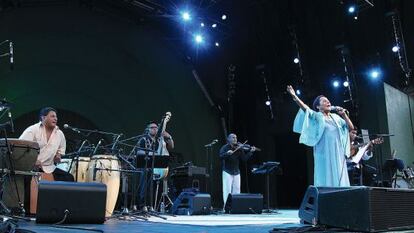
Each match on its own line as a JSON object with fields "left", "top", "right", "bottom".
{"left": 86, "top": 155, "right": 120, "bottom": 217}
{"left": 30, "top": 173, "right": 54, "bottom": 214}
{"left": 69, "top": 157, "right": 90, "bottom": 182}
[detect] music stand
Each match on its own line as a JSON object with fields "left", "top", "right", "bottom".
{"left": 252, "top": 161, "right": 281, "bottom": 212}
{"left": 383, "top": 158, "right": 405, "bottom": 187}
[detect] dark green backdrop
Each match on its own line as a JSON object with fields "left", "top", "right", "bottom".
{"left": 0, "top": 5, "right": 224, "bottom": 205}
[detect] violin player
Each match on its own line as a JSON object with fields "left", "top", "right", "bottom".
{"left": 219, "top": 133, "right": 257, "bottom": 208}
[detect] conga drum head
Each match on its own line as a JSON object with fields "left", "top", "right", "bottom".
{"left": 0, "top": 138, "right": 39, "bottom": 171}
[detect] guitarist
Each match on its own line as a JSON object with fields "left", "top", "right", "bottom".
{"left": 347, "top": 129, "right": 383, "bottom": 185}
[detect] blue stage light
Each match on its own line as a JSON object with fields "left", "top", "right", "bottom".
{"left": 333, "top": 80, "right": 340, "bottom": 88}
{"left": 221, "top": 14, "right": 227, "bottom": 20}
{"left": 195, "top": 34, "right": 204, "bottom": 44}
{"left": 348, "top": 6, "right": 356, "bottom": 13}
{"left": 369, "top": 69, "right": 381, "bottom": 79}
{"left": 265, "top": 100, "right": 271, "bottom": 106}
{"left": 181, "top": 12, "right": 191, "bottom": 21}
{"left": 200, "top": 22, "right": 205, "bottom": 27}
{"left": 211, "top": 24, "right": 217, "bottom": 28}
{"left": 296, "top": 89, "right": 301, "bottom": 95}
{"left": 215, "top": 42, "right": 220, "bottom": 47}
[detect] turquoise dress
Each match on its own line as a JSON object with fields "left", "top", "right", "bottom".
{"left": 293, "top": 108, "right": 350, "bottom": 187}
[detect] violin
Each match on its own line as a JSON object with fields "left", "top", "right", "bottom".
{"left": 234, "top": 141, "right": 262, "bottom": 152}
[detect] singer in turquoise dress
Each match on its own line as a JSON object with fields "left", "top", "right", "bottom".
{"left": 287, "top": 86, "right": 354, "bottom": 187}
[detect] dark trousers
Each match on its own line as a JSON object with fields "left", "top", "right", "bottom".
{"left": 52, "top": 168, "right": 74, "bottom": 182}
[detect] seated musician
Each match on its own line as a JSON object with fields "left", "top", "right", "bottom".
{"left": 19, "top": 107, "right": 74, "bottom": 181}
{"left": 347, "top": 129, "right": 382, "bottom": 185}
{"left": 135, "top": 121, "right": 174, "bottom": 209}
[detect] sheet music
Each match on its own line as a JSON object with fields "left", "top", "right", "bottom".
{"left": 351, "top": 143, "right": 370, "bottom": 164}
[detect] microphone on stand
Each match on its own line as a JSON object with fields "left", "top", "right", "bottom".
{"left": 63, "top": 124, "right": 81, "bottom": 133}
{"left": 111, "top": 134, "right": 123, "bottom": 151}
{"left": 77, "top": 139, "right": 89, "bottom": 153}
{"left": 204, "top": 139, "right": 218, "bottom": 147}
{"left": 7, "top": 111, "right": 14, "bottom": 133}
{"left": 9, "top": 41, "right": 13, "bottom": 70}
{"left": 92, "top": 139, "right": 104, "bottom": 155}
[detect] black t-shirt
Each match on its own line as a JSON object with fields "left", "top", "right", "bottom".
{"left": 219, "top": 144, "right": 252, "bottom": 175}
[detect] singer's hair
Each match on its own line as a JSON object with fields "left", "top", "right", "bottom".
{"left": 39, "top": 107, "right": 57, "bottom": 121}
{"left": 312, "top": 95, "right": 325, "bottom": 111}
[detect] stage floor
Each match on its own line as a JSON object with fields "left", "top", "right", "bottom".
{"left": 13, "top": 209, "right": 302, "bottom": 233}
{"left": 9, "top": 209, "right": 414, "bottom": 233}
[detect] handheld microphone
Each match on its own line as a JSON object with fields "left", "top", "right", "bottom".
{"left": 9, "top": 41, "right": 13, "bottom": 70}
{"left": 330, "top": 106, "right": 349, "bottom": 114}
{"left": 63, "top": 124, "right": 81, "bottom": 133}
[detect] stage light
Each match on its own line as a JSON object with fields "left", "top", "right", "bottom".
{"left": 215, "top": 42, "right": 220, "bottom": 47}
{"left": 343, "top": 81, "right": 349, "bottom": 87}
{"left": 392, "top": 45, "right": 399, "bottom": 53}
{"left": 222, "top": 14, "right": 227, "bottom": 20}
{"left": 293, "top": 58, "right": 300, "bottom": 64}
{"left": 181, "top": 12, "right": 191, "bottom": 21}
{"left": 348, "top": 6, "right": 356, "bottom": 14}
{"left": 332, "top": 80, "right": 340, "bottom": 88}
{"left": 195, "top": 34, "right": 204, "bottom": 44}
{"left": 369, "top": 69, "right": 381, "bottom": 79}
{"left": 265, "top": 100, "right": 271, "bottom": 106}
{"left": 200, "top": 22, "right": 205, "bottom": 27}
{"left": 296, "top": 89, "right": 301, "bottom": 95}
{"left": 212, "top": 24, "right": 217, "bottom": 28}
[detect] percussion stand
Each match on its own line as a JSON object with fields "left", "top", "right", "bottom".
{"left": 0, "top": 122, "right": 25, "bottom": 216}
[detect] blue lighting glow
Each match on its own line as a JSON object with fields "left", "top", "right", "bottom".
{"left": 296, "top": 89, "right": 301, "bottom": 95}
{"left": 348, "top": 6, "right": 356, "bottom": 13}
{"left": 195, "top": 34, "right": 204, "bottom": 44}
{"left": 181, "top": 12, "right": 191, "bottom": 21}
{"left": 392, "top": 45, "right": 399, "bottom": 53}
{"left": 333, "top": 80, "right": 340, "bottom": 88}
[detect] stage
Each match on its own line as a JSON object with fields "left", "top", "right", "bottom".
{"left": 11, "top": 209, "right": 302, "bottom": 233}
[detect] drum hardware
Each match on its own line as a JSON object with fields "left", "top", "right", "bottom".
{"left": 1, "top": 110, "right": 38, "bottom": 216}
{"left": 69, "top": 139, "right": 90, "bottom": 182}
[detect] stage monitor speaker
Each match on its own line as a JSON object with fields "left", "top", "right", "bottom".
{"left": 225, "top": 193, "right": 263, "bottom": 214}
{"left": 172, "top": 192, "right": 211, "bottom": 215}
{"left": 36, "top": 181, "right": 107, "bottom": 224}
{"left": 299, "top": 185, "right": 414, "bottom": 232}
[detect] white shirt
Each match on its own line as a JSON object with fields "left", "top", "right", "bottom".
{"left": 19, "top": 122, "right": 66, "bottom": 173}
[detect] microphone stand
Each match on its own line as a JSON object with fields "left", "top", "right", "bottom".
{"left": 204, "top": 140, "right": 218, "bottom": 193}
{"left": 71, "top": 140, "right": 89, "bottom": 182}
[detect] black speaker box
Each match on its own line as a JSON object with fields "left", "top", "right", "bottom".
{"left": 172, "top": 192, "right": 211, "bottom": 215}
{"left": 299, "top": 185, "right": 414, "bottom": 232}
{"left": 225, "top": 193, "right": 263, "bottom": 214}
{"left": 36, "top": 181, "right": 107, "bottom": 224}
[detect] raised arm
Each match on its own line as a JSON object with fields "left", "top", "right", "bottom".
{"left": 337, "top": 108, "right": 354, "bottom": 131}
{"left": 287, "top": 85, "right": 310, "bottom": 111}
